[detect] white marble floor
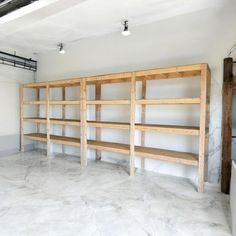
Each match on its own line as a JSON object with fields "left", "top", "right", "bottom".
{"left": 0, "top": 151, "right": 232, "bottom": 236}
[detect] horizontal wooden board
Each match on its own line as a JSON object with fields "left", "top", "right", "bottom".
{"left": 24, "top": 133, "right": 198, "bottom": 166}
{"left": 23, "top": 118, "right": 199, "bottom": 135}
{"left": 87, "top": 100, "right": 130, "bottom": 105}
{"left": 23, "top": 63, "right": 208, "bottom": 88}
{"left": 23, "top": 100, "right": 80, "bottom": 105}
{"left": 136, "top": 98, "right": 201, "bottom": 104}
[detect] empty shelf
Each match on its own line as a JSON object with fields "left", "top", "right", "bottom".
{"left": 87, "top": 100, "right": 130, "bottom": 105}
{"left": 136, "top": 98, "right": 200, "bottom": 104}
{"left": 23, "top": 101, "right": 80, "bottom": 105}
{"left": 24, "top": 133, "right": 198, "bottom": 166}
{"left": 23, "top": 118, "right": 199, "bottom": 135}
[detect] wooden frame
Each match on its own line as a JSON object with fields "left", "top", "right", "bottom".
{"left": 20, "top": 63, "right": 211, "bottom": 192}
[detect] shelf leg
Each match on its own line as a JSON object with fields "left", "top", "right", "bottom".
{"left": 46, "top": 84, "right": 51, "bottom": 157}
{"left": 80, "top": 79, "right": 87, "bottom": 167}
{"left": 95, "top": 83, "right": 101, "bottom": 160}
{"left": 130, "top": 72, "right": 136, "bottom": 176}
{"left": 62, "top": 87, "right": 66, "bottom": 155}
{"left": 20, "top": 85, "right": 24, "bottom": 152}
{"left": 198, "top": 64, "right": 209, "bottom": 192}
{"left": 141, "top": 79, "right": 146, "bottom": 170}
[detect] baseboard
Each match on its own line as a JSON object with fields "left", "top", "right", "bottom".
{"left": 0, "top": 144, "right": 35, "bottom": 157}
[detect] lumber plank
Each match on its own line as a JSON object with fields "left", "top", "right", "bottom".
{"left": 80, "top": 79, "right": 87, "bottom": 167}
{"left": 141, "top": 79, "right": 146, "bottom": 169}
{"left": 62, "top": 87, "right": 66, "bottom": 154}
{"left": 221, "top": 58, "right": 234, "bottom": 194}
{"left": 130, "top": 72, "right": 136, "bottom": 176}
{"left": 95, "top": 83, "right": 102, "bottom": 160}
{"left": 46, "top": 84, "right": 50, "bottom": 156}
{"left": 24, "top": 133, "right": 198, "bottom": 166}
{"left": 136, "top": 98, "right": 200, "bottom": 105}
{"left": 23, "top": 118, "right": 199, "bottom": 135}
{"left": 87, "top": 99, "right": 130, "bottom": 105}
{"left": 198, "top": 64, "right": 209, "bottom": 192}
{"left": 20, "top": 85, "right": 24, "bottom": 152}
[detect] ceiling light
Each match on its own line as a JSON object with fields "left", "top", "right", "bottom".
{"left": 58, "top": 43, "right": 66, "bottom": 54}
{"left": 121, "top": 20, "right": 131, "bottom": 36}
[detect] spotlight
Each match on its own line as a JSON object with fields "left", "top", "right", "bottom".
{"left": 121, "top": 20, "right": 131, "bottom": 36}
{"left": 58, "top": 43, "right": 66, "bottom": 54}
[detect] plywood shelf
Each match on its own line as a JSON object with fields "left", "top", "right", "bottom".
{"left": 20, "top": 63, "right": 211, "bottom": 192}
{"left": 23, "top": 118, "right": 199, "bottom": 135}
{"left": 23, "top": 100, "right": 80, "bottom": 105}
{"left": 24, "top": 133, "right": 198, "bottom": 166}
{"left": 136, "top": 98, "right": 200, "bottom": 105}
{"left": 87, "top": 100, "right": 130, "bottom": 105}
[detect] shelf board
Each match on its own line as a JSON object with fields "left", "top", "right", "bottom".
{"left": 24, "top": 133, "right": 198, "bottom": 166}
{"left": 23, "top": 101, "right": 47, "bottom": 105}
{"left": 23, "top": 101, "right": 80, "bottom": 105}
{"left": 23, "top": 118, "right": 199, "bottom": 135}
{"left": 87, "top": 100, "right": 130, "bottom": 105}
{"left": 136, "top": 124, "right": 199, "bottom": 135}
{"left": 136, "top": 98, "right": 200, "bottom": 105}
{"left": 49, "top": 100, "right": 80, "bottom": 105}
{"left": 23, "top": 64, "right": 207, "bottom": 88}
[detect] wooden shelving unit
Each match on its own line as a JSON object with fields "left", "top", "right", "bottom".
{"left": 20, "top": 63, "right": 211, "bottom": 192}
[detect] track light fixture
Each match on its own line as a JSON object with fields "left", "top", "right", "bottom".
{"left": 58, "top": 43, "right": 66, "bottom": 54}
{"left": 121, "top": 20, "right": 131, "bottom": 36}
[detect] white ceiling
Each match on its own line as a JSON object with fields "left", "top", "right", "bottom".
{"left": 0, "top": 0, "right": 227, "bottom": 54}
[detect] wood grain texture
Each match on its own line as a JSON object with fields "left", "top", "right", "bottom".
{"left": 80, "top": 79, "right": 87, "bottom": 167}
{"left": 221, "top": 57, "right": 234, "bottom": 194}
{"left": 95, "top": 83, "right": 102, "bottom": 160}
{"left": 20, "top": 85, "right": 24, "bottom": 152}
{"left": 24, "top": 133, "right": 198, "bottom": 166}
{"left": 46, "top": 84, "right": 50, "bottom": 156}
{"left": 62, "top": 87, "right": 66, "bottom": 154}
{"left": 130, "top": 73, "right": 136, "bottom": 176}
{"left": 141, "top": 79, "right": 146, "bottom": 169}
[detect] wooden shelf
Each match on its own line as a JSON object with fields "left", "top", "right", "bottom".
{"left": 24, "top": 133, "right": 198, "bottom": 166}
{"left": 23, "top": 118, "right": 199, "bottom": 135}
{"left": 87, "top": 100, "right": 130, "bottom": 105}
{"left": 136, "top": 98, "right": 200, "bottom": 105}
{"left": 23, "top": 100, "right": 80, "bottom": 105}
{"left": 21, "top": 63, "right": 211, "bottom": 192}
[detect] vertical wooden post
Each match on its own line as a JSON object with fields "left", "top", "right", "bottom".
{"left": 198, "top": 64, "right": 209, "bottom": 192}
{"left": 80, "top": 79, "right": 87, "bottom": 167}
{"left": 36, "top": 88, "right": 40, "bottom": 133}
{"left": 221, "top": 57, "right": 234, "bottom": 194}
{"left": 95, "top": 83, "right": 101, "bottom": 160}
{"left": 46, "top": 84, "right": 51, "bottom": 156}
{"left": 62, "top": 87, "right": 66, "bottom": 154}
{"left": 130, "top": 72, "right": 136, "bottom": 176}
{"left": 141, "top": 79, "right": 146, "bottom": 170}
{"left": 20, "top": 85, "right": 24, "bottom": 152}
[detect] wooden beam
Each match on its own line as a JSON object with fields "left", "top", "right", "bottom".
{"left": 221, "top": 57, "right": 234, "bottom": 194}
{"left": 46, "top": 84, "right": 50, "bottom": 156}
{"left": 36, "top": 88, "right": 40, "bottom": 133}
{"left": 62, "top": 87, "right": 66, "bottom": 154}
{"left": 130, "top": 72, "right": 136, "bottom": 176}
{"left": 198, "top": 64, "right": 208, "bottom": 192}
{"left": 95, "top": 83, "right": 102, "bottom": 160}
{"left": 141, "top": 79, "right": 146, "bottom": 170}
{"left": 80, "top": 79, "right": 87, "bottom": 167}
{"left": 19, "top": 85, "right": 24, "bottom": 152}
{"left": 136, "top": 98, "right": 200, "bottom": 105}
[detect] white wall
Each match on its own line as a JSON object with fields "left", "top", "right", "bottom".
{"left": 36, "top": 6, "right": 236, "bottom": 185}
{"left": 0, "top": 63, "right": 35, "bottom": 155}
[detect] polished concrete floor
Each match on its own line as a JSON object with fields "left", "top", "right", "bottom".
{"left": 0, "top": 151, "right": 231, "bottom": 236}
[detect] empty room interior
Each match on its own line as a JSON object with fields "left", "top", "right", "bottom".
{"left": 1, "top": 0, "right": 236, "bottom": 235}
